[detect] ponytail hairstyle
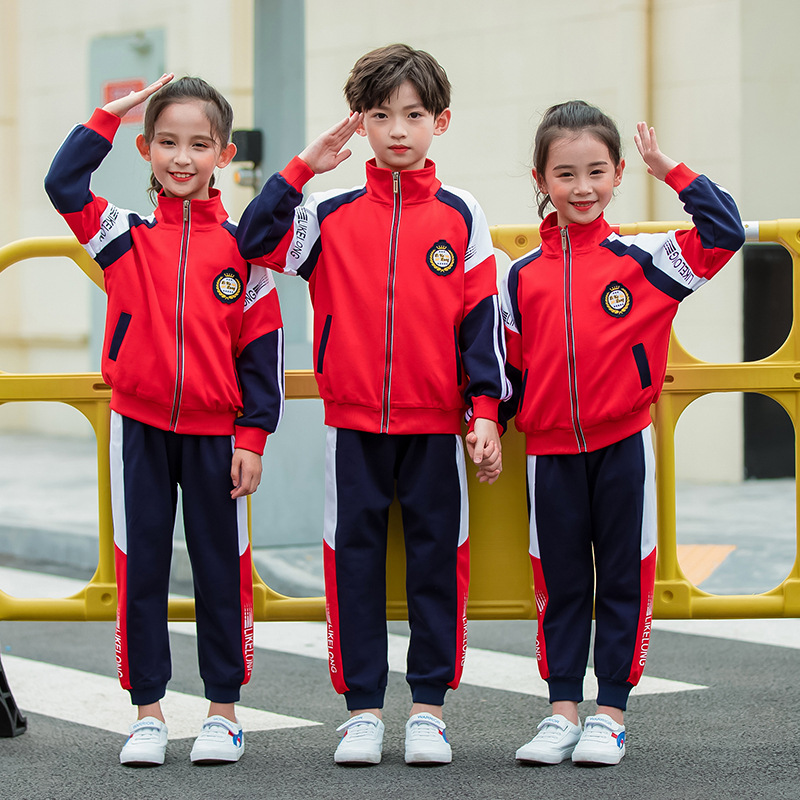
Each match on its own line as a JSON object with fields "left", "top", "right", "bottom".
{"left": 141, "top": 76, "right": 234, "bottom": 204}
{"left": 533, "top": 100, "right": 622, "bottom": 219}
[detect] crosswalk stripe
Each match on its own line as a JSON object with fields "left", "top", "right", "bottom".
{"left": 2, "top": 655, "right": 320, "bottom": 739}
{"left": 168, "top": 621, "right": 706, "bottom": 699}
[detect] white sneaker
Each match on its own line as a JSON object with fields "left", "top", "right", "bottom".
{"left": 515, "top": 714, "right": 582, "bottom": 764}
{"left": 334, "top": 713, "right": 384, "bottom": 765}
{"left": 404, "top": 712, "right": 452, "bottom": 765}
{"left": 119, "top": 717, "right": 168, "bottom": 766}
{"left": 571, "top": 714, "right": 626, "bottom": 765}
{"left": 190, "top": 715, "right": 245, "bottom": 764}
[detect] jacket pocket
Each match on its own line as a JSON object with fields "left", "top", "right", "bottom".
{"left": 317, "top": 314, "right": 333, "bottom": 374}
{"left": 108, "top": 312, "right": 132, "bottom": 362}
{"left": 632, "top": 343, "right": 652, "bottom": 390}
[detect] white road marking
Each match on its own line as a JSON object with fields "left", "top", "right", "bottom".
{"left": 2, "top": 655, "right": 320, "bottom": 739}
{"left": 653, "top": 618, "right": 800, "bottom": 650}
{"left": 169, "top": 621, "right": 706, "bottom": 700}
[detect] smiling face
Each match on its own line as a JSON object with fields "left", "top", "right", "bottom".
{"left": 357, "top": 80, "right": 450, "bottom": 172}
{"left": 533, "top": 130, "right": 625, "bottom": 227}
{"left": 136, "top": 99, "right": 236, "bottom": 201}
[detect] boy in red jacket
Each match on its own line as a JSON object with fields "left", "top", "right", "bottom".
{"left": 238, "top": 44, "right": 508, "bottom": 766}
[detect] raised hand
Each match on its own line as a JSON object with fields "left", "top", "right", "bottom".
{"left": 102, "top": 73, "right": 174, "bottom": 119}
{"left": 634, "top": 122, "right": 679, "bottom": 182}
{"left": 298, "top": 112, "right": 363, "bottom": 175}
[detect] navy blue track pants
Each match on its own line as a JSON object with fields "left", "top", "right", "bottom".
{"left": 323, "top": 428, "right": 469, "bottom": 710}
{"left": 110, "top": 412, "right": 254, "bottom": 706}
{"left": 527, "top": 428, "right": 657, "bottom": 711}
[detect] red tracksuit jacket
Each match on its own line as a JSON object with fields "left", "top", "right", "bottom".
{"left": 237, "top": 156, "right": 509, "bottom": 435}
{"left": 45, "top": 108, "right": 285, "bottom": 454}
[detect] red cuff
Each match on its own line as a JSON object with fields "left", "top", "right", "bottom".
{"left": 664, "top": 162, "right": 700, "bottom": 194}
{"left": 282, "top": 156, "right": 316, "bottom": 192}
{"left": 86, "top": 107, "right": 122, "bottom": 143}
{"left": 234, "top": 425, "right": 269, "bottom": 455}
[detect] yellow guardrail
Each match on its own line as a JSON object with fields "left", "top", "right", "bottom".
{"left": 0, "top": 223, "right": 798, "bottom": 622}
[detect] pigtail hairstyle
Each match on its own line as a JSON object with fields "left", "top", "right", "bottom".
{"left": 533, "top": 100, "right": 622, "bottom": 219}
{"left": 141, "top": 76, "right": 234, "bottom": 204}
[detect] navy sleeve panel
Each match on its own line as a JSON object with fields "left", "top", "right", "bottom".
{"left": 678, "top": 175, "right": 746, "bottom": 253}
{"left": 460, "top": 294, "right": 509, "bottom": 407}
{"left": 94, "top": 214, "right": 157, "bottom": 271}
{"left": 498, "top": 364, "right": 524, "bottom": 433}
{"left": 237, "top": 172, "right": 304, "bottom": 261}
{"left": 435, "top": 187, "right": 473, "bottom": 237}
{"left": 235, "top": 328, "right": 285, "bottom": 434}
{"left": 505, "top": 251, "right": 540, "bottom": 332}
{"left": 222, "top": 219, "right": 237, "bottom": 238}
{"left": 44, "top": 125, "right": 111, "bottom": 213}
{"left": 601, "top": 238, "right": 693, "bottom": 302}
{"left": 297, "top": 237, "right": 322, "bottom": 282}
{"left": 316, "top": 187, "right": 367, "bottom": 225}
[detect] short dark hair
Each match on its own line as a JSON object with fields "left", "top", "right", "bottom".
{"left": 142, "top": 76, "right": 233, "bottom": 202}
{"left": 344, "top": 44, "right": 451, "bottom": 116}
{"left": 533, "top": 100, "right": 622, "bottom": 218}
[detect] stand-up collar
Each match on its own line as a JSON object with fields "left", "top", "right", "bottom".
{"left": 364, "top": 158, "right": 442, "bottom": 205}
{"left": 153, "top": 188, "right": 230, "bottom": 228}
{"left": 538, "top": 210, "right": 614, "bottom": 255}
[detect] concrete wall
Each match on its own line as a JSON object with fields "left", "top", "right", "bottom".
{"left": 2, "top": 0, "right": 799, "bottom": 484}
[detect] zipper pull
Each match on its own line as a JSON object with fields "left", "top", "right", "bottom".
{"left": 393, "top": 172, "right": 399, "bottom": 194}
{"left": 560, "top": 226, "right": 567, "bottom": 251}
{"left": 183, "top": 199, "right": 190, "bottom": 221}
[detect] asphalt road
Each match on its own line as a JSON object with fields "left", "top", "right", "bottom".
{"left": 2, "top": 566, "right": 800, "bottom": 800}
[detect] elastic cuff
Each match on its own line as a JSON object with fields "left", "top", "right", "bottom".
{"left": 87, "top": 107, "right": 122, "bottom": 142}
{"left": 664, "top": 161, "right": 699, "bottom": 194}
{"left": 410, "top": 683, "right": 449, "bottom": 706}
{"left": 234, "top": 424, "right": 268, "bottom": 455}
{"left": 596, "top": 679, "right": 633, "bottom": 711}
{"left": 130, "top": 686, "right": 167, "bottom": 706}
{"left": 470, "top": 395, "right": 500, "bottom": 424}
{"left": 204, "top": 683, "right": 242, "bottom": 704}
{"left": 344, "top": 690, "right": 385, "bottom": 711}
{"left": 546, "top": 677, "right": 584, "bottom": 704}
{"left": 282, "top": 155, "right": 315, "bottom": 191}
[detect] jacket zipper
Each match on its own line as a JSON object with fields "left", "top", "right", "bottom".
{"left": 561, "top": 226, "right": 587, "bottom": 451}
{"left": 169, "top": 199, "right": 191, "bottom": 430}
{"left": 380, "top": 172, "right": 401, "bottom": 432}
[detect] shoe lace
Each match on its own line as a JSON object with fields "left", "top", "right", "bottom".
{"left": 337, "top": 717, "right": 378, "bottom": 740}
{"left": 535, "top": 716, "right": 570, "bottom": 742}
{"left": 198, "top": 719, "right": 233, "bottom": 743}
{"left": 408, "top": 716, "right": 446, "bottom": 741}
{"left": 580, "top": 716, "right": 616, "bottom": 742}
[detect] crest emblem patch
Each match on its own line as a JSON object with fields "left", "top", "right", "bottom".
{"left": 213, "top": 269, "right": 244, "bottom": 304}
{"left": 601, "top": 281, "right": 632, "bottom": 318}
{"left": 426, "top": 240, "right": 457, "bottom": 276}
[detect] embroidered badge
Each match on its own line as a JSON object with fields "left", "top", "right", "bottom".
{"left": 601, "top": 281, "right": 632, "bottom": 318}
{"left": 426, "top": 240, "right": 457, "bottom": 276}
{"left": 213, "top": 269, "right": 244, "bottom": 304}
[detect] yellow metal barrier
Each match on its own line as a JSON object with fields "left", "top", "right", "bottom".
{"left": 1, "top": 223, "right": 798, "bottom": 622}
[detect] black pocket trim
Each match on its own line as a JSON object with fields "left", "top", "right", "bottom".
{"left": 454, "top": 326, "right": 463, "bottom": 385}
{"left": 632, "top": 343, "right": 652, "bottom": 389}
{"left": 108, "top": 312, "right": 132, "bottom": 362}
{"left": 317, "top": 314, "right": 332, "bottom": 374}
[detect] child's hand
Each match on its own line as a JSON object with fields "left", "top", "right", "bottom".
{"left": 231, "top": 448, "right": 263, "bottom": 498}
{"left": 634, "top": 122, "right": 679, "bottom": 182}
{"left": 466, "top": 418, "right": 503, "bottom": 485}
{"left": 298, "top": 112, "right": 362, "bottom": 175}
{"left": 102, "top": 73, "right": 174, "bottom": 119}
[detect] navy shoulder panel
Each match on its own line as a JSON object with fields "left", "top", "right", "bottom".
{"left": 435, "top": 187, "right": 473, "bottom": 235}
{"left": 507, "top": 249, "right": 542, "bottom": 331}
{"left": 602, "top": 237, "right": 692, "bottom": 302}
{"left": 317, "top": 188, "right": 367, "bottom": 225}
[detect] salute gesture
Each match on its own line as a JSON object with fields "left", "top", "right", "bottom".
{"left": 102, "top": 73, "right": 175, "bottom": 119}
{"left": 634, "top": 121, "right": 679, "bottom": 182}
{"left": 299, "top": 112, "right": 363, "bottom": 174}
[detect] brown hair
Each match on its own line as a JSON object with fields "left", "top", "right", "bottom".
{"left": 533, "top": 100, "right": 622, "bottom": 218}
{"left": 344, "top": 44, "right": 451, "bottom": 116}
{"left": 142, "top": 76, "right": 233, "bottom": 203}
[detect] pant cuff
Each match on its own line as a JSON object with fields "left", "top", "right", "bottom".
{"left": 596, "top": 679, "right": 633, "bottom": 711}
{"left": 409, "top": 683, "right": 449, "bottom": 706}
{"left": 130, "top": 686, "right": 167, "bottom": 706}
{"left": 546, "top": 677, "right": 584, "bottom": 704}
{"left": 204, "top": 682, "right": 241, "bottom": 704}
{"left": 344, "top": 690, "right": 385, "bottom": 711}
